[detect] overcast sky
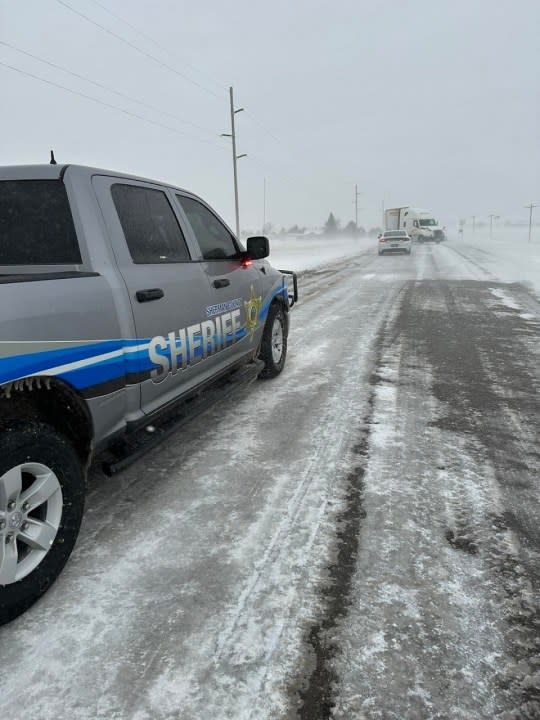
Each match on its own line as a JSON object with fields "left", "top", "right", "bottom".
{"left": 1, "top": 0, "right": 539, "bottom": 231}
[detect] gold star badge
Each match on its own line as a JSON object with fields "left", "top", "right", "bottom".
{"left": 244, "top": 285, "right": 262, "bottom": 339}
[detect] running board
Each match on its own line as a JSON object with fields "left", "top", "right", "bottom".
{"left": 101, "top": 359, "right": 264, "bottom": 476}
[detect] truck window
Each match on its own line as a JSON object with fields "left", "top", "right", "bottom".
{"left": 0, "top": 180, "right": 81, "bottom": 265}
{"left": 111, "top": 184, "right": 190, "bottom": 264}
{"left": 176, "top": 195, "right": 238, "bottom": 260}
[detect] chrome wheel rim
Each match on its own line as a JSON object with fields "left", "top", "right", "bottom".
{"left": 271, "top": 316, "right": 284, "bottom": 364}
{"left": 0, "top": 463, "right": 63, "bottom": 585}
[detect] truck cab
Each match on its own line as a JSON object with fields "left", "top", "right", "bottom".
{"left": 402, "top": 208, "right": 445, "bottom": 243}
{"left": 384, "top": 206, "right": 445, "bottom": 243}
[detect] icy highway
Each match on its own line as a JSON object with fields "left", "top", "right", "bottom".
{"left": 1, "top": 242, "right": 538, "bottom": 720}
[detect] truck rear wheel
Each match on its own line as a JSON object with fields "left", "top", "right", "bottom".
{"left": 0, "top": 421, "right": 85, "bottom": 625}
{"left": 259, "top": 303, "right": 287, "bottom": 379}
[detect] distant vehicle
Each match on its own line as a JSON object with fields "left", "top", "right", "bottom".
{"left": 385, "top": 207, "right": 446, "bottom": 243}
{"left": 378, "top": 229, "right": 411, "bottom": 255}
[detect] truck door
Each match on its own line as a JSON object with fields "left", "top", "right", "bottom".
{"left": 175, "top": 193, "right": 263, "bottom": 367}
{"left": 93, "top": 176, "right": 225, "bottom": 416}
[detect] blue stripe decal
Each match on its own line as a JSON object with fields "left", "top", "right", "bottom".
{"left": 0, "top": 276, "right": 281, "bottom": 391}
{"left": 0, "top": 340, "right": 122, "bottom": 383}
{"left": 0, "top": 339, "right": 153, "bottom": 386}
{"left": 260, "top": 279, "right": 288, "bottom": 321}
{"left": 0, "top": 326, "right": 251, "bottom": 391}
{"left": 60, "top": 358, "right": 128, "bottom": 390}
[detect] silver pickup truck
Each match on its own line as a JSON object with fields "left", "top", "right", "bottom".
{"left": 0, "top": 164, "right": 297, "bottom": 624}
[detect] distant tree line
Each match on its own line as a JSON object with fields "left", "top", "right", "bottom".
{"left": 324, "top": 212, "right": 382, "bottom": 238}
{"left": 242, "top": 214, "right": 382, "bottom": 239}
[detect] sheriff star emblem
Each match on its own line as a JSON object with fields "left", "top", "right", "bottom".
{"left": 244, "top": 285, "right": 262, "bottom": 339}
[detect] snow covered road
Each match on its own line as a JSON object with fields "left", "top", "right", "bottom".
{"left": 0, "top": 241, "right": 538, "bottom": 720}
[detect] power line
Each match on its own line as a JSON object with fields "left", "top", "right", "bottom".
{"left": 243, "top": 109, "right": 281, "bottom": 143}
{"left": 0, "top": 59, "right": 226, "bottom": 148}
{"left": 247, "top": 153, "right": 309, "bottom": 190}
{"left": 52, "top": 0, "right": 307, "bottom": 212}
{"left": 58, "top": 0, "right": 294, "bottom": 162}
{"left": 0, "top": 40, "right": 217, "bottom": 136}
{"left": 79, "top": 0, "right": 284, "bottom": 147}
{"left": 87, "top": 0, "right": 282, "bottom": 144}
{"left": 87, "top": 0, "right": 226, "bottom": 93}
{"left": 56, "top": 0, "right": 223, "bottom": 100}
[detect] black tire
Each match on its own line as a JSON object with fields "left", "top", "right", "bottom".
{"left": 0, "top": 421, "right": 85, "bottom": 626}
{"left": 259, "top": 303, "right": 287, "bottom": 379}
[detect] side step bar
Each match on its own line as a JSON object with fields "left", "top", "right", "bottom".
{"left": 101, "top": 359, "right": 264, "bottom": 476}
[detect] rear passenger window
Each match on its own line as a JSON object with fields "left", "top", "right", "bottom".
{"left": 0, "top": 180, "right": 81, "bottom": 265}
{"left": 111, "top": 184, "right": 190, "bottom": 264}
{"left": 176, "top": 195, "right": 238, "bottom": 260}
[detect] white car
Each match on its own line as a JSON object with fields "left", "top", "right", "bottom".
{"left": 378, "top": 230, "right": 412, "bottom": 255}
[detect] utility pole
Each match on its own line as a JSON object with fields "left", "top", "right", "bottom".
{"left": 221, "top": 86, "right": 246, "bottom": 240}
{"left": 262, "top": 177, "right": 266, "bottom": 235}
{"left": 488, "top": 214, "right": 499, "bottom": 241}
{"left": 525, "top": 203, "right": 539, "bottom": 243}
{"left": 354, "top": 184, "right": 362, "bottom": 229}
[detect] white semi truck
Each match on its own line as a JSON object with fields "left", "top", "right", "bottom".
{"left": 385, "top": 207, "right": 445, "bottom": 243}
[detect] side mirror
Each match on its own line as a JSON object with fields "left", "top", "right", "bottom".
{"left": 246, "top": 236, "right": 270, "bottom": 259}
{"left": 377, "top": 233, "right": 382, "bottom": 239}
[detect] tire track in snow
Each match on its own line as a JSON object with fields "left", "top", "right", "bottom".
{"left": 291, "top": 293, "right": 407, "bottom": 720}
{"left": 296, "top": 277, "right": 539, "bottom": 720}
{"left": 210, "top": 278, "right": 406, "bottom": 720}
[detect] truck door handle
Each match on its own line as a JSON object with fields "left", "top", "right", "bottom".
{"left": 213, "top": 278, "right": 230, "bottom": 289}
{"left": 136, "top": 288, "right": 164, "bottom": 303}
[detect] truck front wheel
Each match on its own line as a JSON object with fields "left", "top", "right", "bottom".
{"left": 0, "top": 421, "right": 85, "bottom": 625}
{"left": 259, "top": 303, "right": 288, "bottom": 379}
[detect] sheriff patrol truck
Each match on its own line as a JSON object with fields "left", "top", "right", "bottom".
{"left": 0, "top": 164, "right": 297, "bottom": 624}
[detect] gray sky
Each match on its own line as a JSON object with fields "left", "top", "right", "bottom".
{"left": 1, "top": 0, "right": 539, "bottom": 231}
